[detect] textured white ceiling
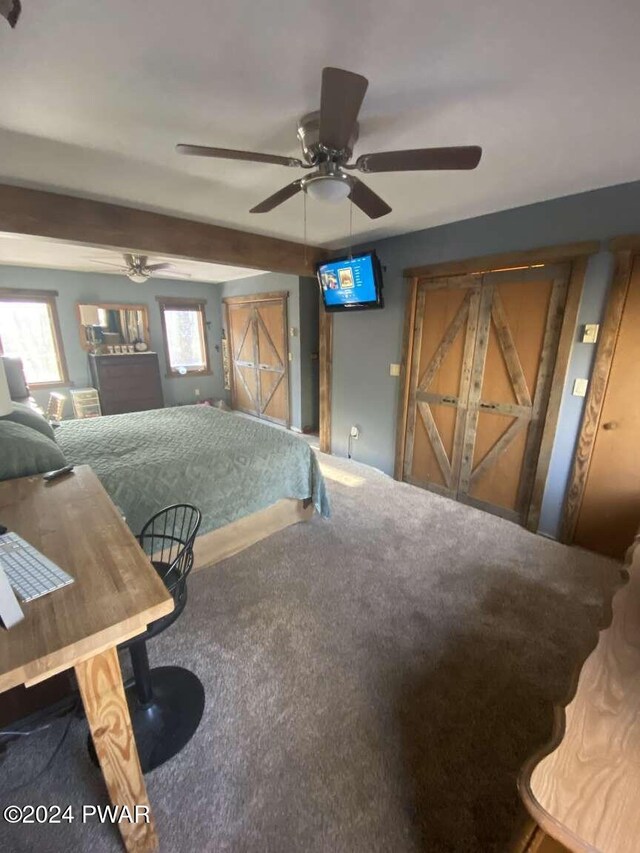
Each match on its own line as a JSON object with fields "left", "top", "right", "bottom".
{"left": 0, "top": 233, "right": 261, "bottom": 282}
{"left": 0, "top": 0, "right": 639, "bottom": 249}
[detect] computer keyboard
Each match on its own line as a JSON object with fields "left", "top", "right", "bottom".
{"left": 0, "top": 532, "right": 74, "bottom": 602}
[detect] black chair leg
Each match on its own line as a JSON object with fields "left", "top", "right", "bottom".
{"left": 129, "top": 640, "right": 153, "bottom": 706}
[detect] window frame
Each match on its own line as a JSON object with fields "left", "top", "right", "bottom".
{"left": 156, "top": 296, "right": 212, "bottom": 379}
{"left": 0, "top": 288, "right": 69, "bottom": 388}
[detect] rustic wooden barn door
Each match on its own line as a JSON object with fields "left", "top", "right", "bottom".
{"left": 403, "top": 276, "right": 481, "bottom": 497}
{"left": 459, "top": 265, "right": 569, "bottom": 521}
{"left": 403, "top": 264, "right": 570, "bottom": 523}
{"left": 254, "top": 296, "right": 289, "bottom": 425}
{"left": 225, "top": 292, "right": 290, "bottom": 426}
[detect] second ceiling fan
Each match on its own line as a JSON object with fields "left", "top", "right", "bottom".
{"left": 177, "top": 67, "right": 482, "bottom": 220}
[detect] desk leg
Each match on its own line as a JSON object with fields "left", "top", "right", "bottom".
{"left": 75, "top": 646, "right": 158, "bottom": 853}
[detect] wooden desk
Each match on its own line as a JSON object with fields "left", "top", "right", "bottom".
{"left": 519, "top": 536, "right": 640, "bottom": 853}
{"left": 0, "top": 466, "right": 173, "bottom": 853}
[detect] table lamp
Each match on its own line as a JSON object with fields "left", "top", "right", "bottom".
{"left": 0, "top": 359, "right": 13, "bottom": 416}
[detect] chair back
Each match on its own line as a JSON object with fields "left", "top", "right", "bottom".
{"left": 138, "top": 504, "right": 202, "bottom": 596}
{"left": 46, "top": 392, "right": 66, "bottom": 422}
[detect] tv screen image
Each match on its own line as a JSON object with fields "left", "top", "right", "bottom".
{"left": 317, "top": 251, "right": 384, "bottom": 312}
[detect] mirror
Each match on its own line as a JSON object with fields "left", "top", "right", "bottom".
{"left": 77, "top": 303, "right": 150, "bottom": 353}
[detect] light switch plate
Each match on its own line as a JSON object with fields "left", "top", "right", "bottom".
{"left": 573, "top": 378, "right": 588, "bottom": 397}
{"left": 389, "top": 363, "right": 401, "bottom": 377}
{"left": 582, "top": 323, "right": 599, "bottom": 344}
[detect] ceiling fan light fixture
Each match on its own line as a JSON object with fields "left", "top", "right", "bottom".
{"left": 127, "top": 270, "right": 149, "bottom": 284}
{"left": 304, "top": 175, "right": 351, "bottom": 204}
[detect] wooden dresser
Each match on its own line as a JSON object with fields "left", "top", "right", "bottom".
{"left": 89, "top": 352, "right": 164, "bottom": 415}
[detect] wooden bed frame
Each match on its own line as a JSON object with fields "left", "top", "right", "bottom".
{"left": 192, "top": 498, "right": 314, "bottom": 572}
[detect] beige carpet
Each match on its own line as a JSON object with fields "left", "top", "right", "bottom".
{"left": 0, "top": 452, "right": 620, "bottom": 852}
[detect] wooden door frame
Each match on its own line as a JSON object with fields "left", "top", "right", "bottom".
{"left": 395, "top": 241, "right": 598, "bottom": 531}
{"left": 319, "top": 305, "right": 333, "bottom": 453}
{"left": 561, "top": 235, "right": 640, "bottom": 543}
{"left": 223, "top": 291, "right": 290, "bottom": 426}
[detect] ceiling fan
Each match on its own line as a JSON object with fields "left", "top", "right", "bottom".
{"left": 176, "top": 67, "right": 482, "bottom": 220}
{"left": 91, "top": 253, "right": 191, "bottom": 283}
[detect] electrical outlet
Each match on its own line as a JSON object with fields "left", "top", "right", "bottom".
{"left": 389, "top": 363, "right": 401, "bottom": 377}
{"left": 194, "top": 388, "right": 200, "bottom": 397}
{"left": 350, "top": 425, "right": 360, "bottom": 439}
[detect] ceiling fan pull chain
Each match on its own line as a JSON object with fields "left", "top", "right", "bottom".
{"left": 303, "top": 190, "right": 308, "bottom": 267}
{"left": 348, "top": 199, "right": 354, "bottom": 260}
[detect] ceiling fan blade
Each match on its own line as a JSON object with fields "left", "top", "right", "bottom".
{"left": 250, "top": 180, "right": 303, "bottom": 213}
{"left": 151, "top": 270, "right": 192, "bottom": 279}
{"left": 319, "top": 67, "right": 368, "bottom": 151}
{"left": 176, "top": 144, "right": 304, "bottom": 168}
{"left": 144, "top": 263, "right": 173, "bottom": 273}
{"left": 354, "top": 145, "right": 482, "bottom": 173}
{"left": 87, "top": 259, "right": 130, "bottom": 268}
{"left": 347, "top": 177, "right": 392, "bottom": 219}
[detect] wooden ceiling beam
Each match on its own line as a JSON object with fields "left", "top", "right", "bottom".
{"left": 0, "top": 183, "right": 327, "bottom": 277}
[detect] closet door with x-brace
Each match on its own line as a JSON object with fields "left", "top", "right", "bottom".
{"left": 403, "top": 264, "right": 569, "bottom": 523}
{"left": 226, "top": 293, "right": 290, "bottom": 426}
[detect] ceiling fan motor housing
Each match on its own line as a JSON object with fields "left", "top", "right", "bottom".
{"left": 297, "top": 110, "right": 359, "bottom": 166}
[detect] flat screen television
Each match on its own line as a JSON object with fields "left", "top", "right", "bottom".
{"left": 316, "top": 251, "right": 384, "bottom": 313}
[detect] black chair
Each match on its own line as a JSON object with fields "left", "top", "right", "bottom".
{"left": 89, "top": 504, "right": 205, "bottom": 773}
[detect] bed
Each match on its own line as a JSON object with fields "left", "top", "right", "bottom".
{"left": 57, "top": 406, "right": 330, "bottom": 569}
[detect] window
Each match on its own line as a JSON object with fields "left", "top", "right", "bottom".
{"left": 0, "top": 289, "right": 68, "bottom": 386}
{"left": 157, "top": 297, "right": 211, "bottom": 377}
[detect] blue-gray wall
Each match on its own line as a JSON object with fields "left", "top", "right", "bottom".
{"left": 0, "top": 266, "right": 226, "bottom": 409}
{"left": 330, "top": 179, "right": 640, "bottom": 539}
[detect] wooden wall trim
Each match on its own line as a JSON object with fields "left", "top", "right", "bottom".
{"left": 319, "top": 306, "right": 333, "bottom": 454}
{"left": 393, "top": 277, "right": 418, "bottom": 479}
{"left": 525, "top": 257, "right": 588, "bottom": 531}
{"left": 0, "top": 183, "right": 326, "bottom": 277}
{"left": 222, "top": 291, "right": 289, "bottom": 305}
{"left": 404, "top": 241, "right": 600, "bottom": 279}
{"left": 155, "top": 295, "right": 207, "bottom": 307}
{"left": 560, "top": 249, "right": 634, "bottom": 543}
{"left": 0, "top": 287, "right": 59, "bottom": 299}
{"left": 608, "top": 234, "right": 640, "bottom": 252}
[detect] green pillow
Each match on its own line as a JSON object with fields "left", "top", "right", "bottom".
{"left": 0, "top": 421, "right": 67, "bottom": 481}
{"left": 1, "top": 402, "right": 56, "bottom": 441}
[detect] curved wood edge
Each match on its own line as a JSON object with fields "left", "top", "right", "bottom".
{"left": 560, "top": 250, "right": 634, "bottom": 543}
{"left": 517, "top": 550, "right": 632, "bottom": 851}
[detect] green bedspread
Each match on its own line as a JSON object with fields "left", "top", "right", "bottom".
{"left": 57, "top": 406, "right": 330, "bottom": 536}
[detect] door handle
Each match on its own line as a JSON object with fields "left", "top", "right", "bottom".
{"left": 602, "top": 421, "right": 619, "bottom": 430}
